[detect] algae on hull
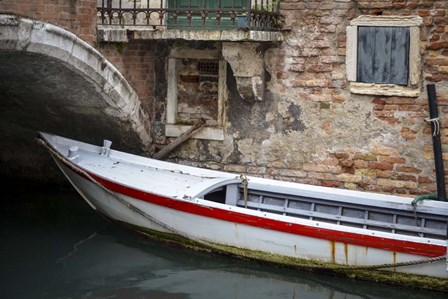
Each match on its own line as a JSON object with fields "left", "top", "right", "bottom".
{"left": 124, "top": 222, "right": 448, "bottom": 292}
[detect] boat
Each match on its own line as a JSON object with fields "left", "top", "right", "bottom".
{"left": 38, "top": 132, "right": 448, "bottom": 290}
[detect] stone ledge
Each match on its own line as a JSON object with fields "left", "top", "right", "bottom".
{"left": 350, "top": 15, "right": 423, "bottom": 27}
{"left": 165, "top": 124, "right": 224, "bottom": 141}
{"left": 97, "top": 26, "right": 283, "bottom": 43}
{"left": 349, "top": 82, "right": 421, "bottom": 97}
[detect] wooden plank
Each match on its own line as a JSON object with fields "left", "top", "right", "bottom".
{"left": 234, "top": 187, "right": 448, "bottom": 235}
{"left": 357, "top": 26, "right": 409, "bottom": 85}
{"left": 373, "top": 26, "right": 392, "bottom": 84}
{"left": 245, "top": 181, "right": 448, "bottom": 217}
{"left": 357, "top": 26, "right": 375, "bottom": 83}
{"left": 390, "top": 27, "right": 409, "bottom": 85}
{"left": 154, "top": 118, "right": 206, "bottom": 160}
{"left": 225, "top": 184, "right": 239, "bottom": 206}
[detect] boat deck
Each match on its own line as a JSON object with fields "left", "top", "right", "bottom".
{"left": 43, "top": 133, "right": 235, "bottom": 199}
{"left": 42, "top": 132, "right": 448, "bottom": 241}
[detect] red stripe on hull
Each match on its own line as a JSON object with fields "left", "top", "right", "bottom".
{"left": 65, "top": 158, "right": 447, "bottom": 258}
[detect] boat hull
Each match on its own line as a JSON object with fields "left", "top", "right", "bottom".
{"left": 54, "top": 159, "right": 448, "bottom": 281}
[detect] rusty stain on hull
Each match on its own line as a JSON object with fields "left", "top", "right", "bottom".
{"left": 344, "top": 243, "right": 349, "bottom": 265}
{"left": 393, "top": 251, "right": 397, "bottom": 272}
{"left": 330, "top": 240, "right": 336, "bottom": 263}
{"left": 234, "top": 223, "right": 239, "bottom": 240}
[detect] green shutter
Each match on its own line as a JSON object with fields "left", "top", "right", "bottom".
{"left": 167, "top": 0, "right": 247, "bottom": 30}
{"left": 357, "top": 26, "right": 410, "bottom": 86}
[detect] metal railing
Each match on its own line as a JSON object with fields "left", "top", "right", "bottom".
{"left": 97, "top": 0, "right": 283, "bottom": 31}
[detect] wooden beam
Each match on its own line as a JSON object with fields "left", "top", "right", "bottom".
{"left": 154, "top": 118, "right": 206, "bottom": 160}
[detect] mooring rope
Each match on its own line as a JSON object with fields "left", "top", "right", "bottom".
{"left": 426, "top": 117, "right": 440, "bottom": 136}
{"left": 56, "top": 232, "right": 97, "bottom": 264}
{"left": 39, "top": 139, "right": 447, "bottom": 272}
{"left": 240, "top": 174, "right": 249, "bottom": 208}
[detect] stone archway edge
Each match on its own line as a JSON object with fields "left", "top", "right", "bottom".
{"left": 0, "top": 14, "right": 151, "bottom": 146}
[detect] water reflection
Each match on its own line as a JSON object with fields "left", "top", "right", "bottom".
{"left": 0, "top": 184, "right": 445, "bottom": 299}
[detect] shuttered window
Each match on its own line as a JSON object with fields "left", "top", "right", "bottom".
{"left": 357, "top": 26, "right": 410, "bottom": 86}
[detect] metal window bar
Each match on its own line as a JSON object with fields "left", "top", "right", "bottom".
{"left": 97, "top": 0, "right": 282, "bottom": 31}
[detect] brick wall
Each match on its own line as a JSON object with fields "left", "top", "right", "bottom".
{"left": 165, "top": 0, "right": 448, "bottom": 198}
{"left": 0, "top": 0, "right": 97, "bottom": 44}
{"left": 265, "top": 0, "right": 447, "bottom": 196}
{"left": 99, "top": 40, "right": 155, "bottom": 110}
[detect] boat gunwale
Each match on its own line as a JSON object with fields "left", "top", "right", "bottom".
{"left": 237, "top": 199, "right": 446, "bottom": 236}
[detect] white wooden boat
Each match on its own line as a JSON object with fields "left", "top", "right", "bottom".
{"left": 38, "top": 132, "right": 448, "bottom": 289}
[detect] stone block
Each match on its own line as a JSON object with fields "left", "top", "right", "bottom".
{"left": 223, "top": 164, "right": 247, "bottom": 173}
{"left": 377, "top": 179, "right": 418, "bottom": 189}
{"left": 369, "top": 162, "right": 394, "bottom": 171}
{"left": 378, "top": 156, "right": 406, "bottom": 164}
{"left": 336, "top": 173, "right": 363, "bottom": 183}
{"left": 396, "top": 166, "right": 422, "bottom": 174}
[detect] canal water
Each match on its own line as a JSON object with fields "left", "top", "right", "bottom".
{"left": 0, "top": 181, "right": 445, "bottom": 299}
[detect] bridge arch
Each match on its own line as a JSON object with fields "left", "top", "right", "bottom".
{"left": 0, "top": 14, "right": 151, "bottom": 181}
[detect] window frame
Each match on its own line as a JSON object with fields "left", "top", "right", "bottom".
{"left": 346, "top": 15, "right": 423, "bottom": 97}
{"left": 165, "top": 48, "right": 226, "bottom": 141}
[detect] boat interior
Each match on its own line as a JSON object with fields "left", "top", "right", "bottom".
{"left": 198, "top": 181, "right": 448, "bottom": 240}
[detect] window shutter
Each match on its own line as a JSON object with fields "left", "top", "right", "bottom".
{"left": 357, "top": 26, "right": 410, "bottom": 86}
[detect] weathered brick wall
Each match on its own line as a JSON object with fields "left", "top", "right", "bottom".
{"left": 0, "top": 0, "right": 97, "bottom": 44}
{"left": 99, "top": 41, "right": 155, "bottom": 111}
{"left": 354, "top": 0, "right": 448, "bottom": 195}
{"left": 356, "top": 1, "right": 448, "bottom": 82}
{"left": 270, "top": 0, "right": 447, "bottom": 195}
{"left": 166, "top": 0, "right": 448, "bottom": 197}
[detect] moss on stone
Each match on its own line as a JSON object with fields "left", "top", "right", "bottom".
{"left": 115, "top": 42, "right": 126, "bottom": 54}
{"left": 320, "top": 102, "right": 331, "bottom": 109}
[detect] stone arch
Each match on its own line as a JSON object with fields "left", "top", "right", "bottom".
{"left": 0, "top": 14, "right": 151, "bottom": 146}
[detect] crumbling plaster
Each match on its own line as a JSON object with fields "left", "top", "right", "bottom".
{"left": 174, "top": 39, "right": 431, "bottom": 180}
{"left": 222, "top": 42, "right": 265, "bottom": 102}
{"left": 154, "top": 9, "right": 438, "bottom": 189}
{"left": 265, "top": 71, "right": 422, "bottom": 170}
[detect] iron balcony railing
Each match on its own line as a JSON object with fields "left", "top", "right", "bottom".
{"left": 98, "top": 0, "right": 283, "bottom": 31}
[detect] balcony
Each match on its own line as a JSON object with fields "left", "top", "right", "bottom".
{"left": 97, "top": 0, "right": 284, "bottom": 42}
